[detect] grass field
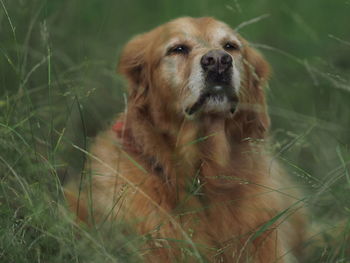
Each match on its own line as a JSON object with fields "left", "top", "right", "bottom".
{"left": 1, "top": 0, "right": 350, "bottom": 262}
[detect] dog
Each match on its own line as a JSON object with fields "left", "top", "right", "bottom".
{"left": 66, "top": 17, "right": 307, "bottom": 262}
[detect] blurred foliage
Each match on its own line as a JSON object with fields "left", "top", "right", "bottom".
{"left": 1, "top": 0, "right": 350, "bottom": 261}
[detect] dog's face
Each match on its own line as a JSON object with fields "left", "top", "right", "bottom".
{"left": 160, "top": 18, "right": 243, "bottom": 116}
{"left": 119, "top": 17, "right": 269, "bottom": 120}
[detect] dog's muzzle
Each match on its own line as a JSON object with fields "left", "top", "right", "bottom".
{"left": 186, "top": 50, "right": 238, "bottom": 115}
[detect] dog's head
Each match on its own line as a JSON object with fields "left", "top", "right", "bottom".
{"left": 118, "top": 17, "right": 270, "bottom": 135}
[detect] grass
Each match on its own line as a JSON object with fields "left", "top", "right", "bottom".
{"left": 1, "top": 0, "right": 350, "bottom": 262}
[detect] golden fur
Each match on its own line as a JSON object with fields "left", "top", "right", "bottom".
{"left": 66, "top": 17, "right": 307, "bottom": 262}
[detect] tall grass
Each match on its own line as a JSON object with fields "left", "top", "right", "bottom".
{"left": 1, "top": 0, "right": 349, "bottom": 262}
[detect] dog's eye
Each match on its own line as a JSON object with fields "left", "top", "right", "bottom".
{"left": 223, "top": 42, "right": 240, "bottom": 51}
{"left": 167, "top": 45, "right": 190, "bottom": 55}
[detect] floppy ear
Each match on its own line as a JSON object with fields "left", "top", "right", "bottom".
{"left": 235, "top": 43, "right": 271, "bottom": 139}
{"left": 243, "top": 45, "right": 270, "bottom": 89}
{"left": 117, "top": 32, "right": 153, "bottom": 97}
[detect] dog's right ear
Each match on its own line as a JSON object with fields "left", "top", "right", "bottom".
{"left": 117, "top": 32, "right": 152, "bottom": 93}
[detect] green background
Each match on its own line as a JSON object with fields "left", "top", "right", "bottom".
{"left": 1, "top": 0, "right": 350, "bottom": 262}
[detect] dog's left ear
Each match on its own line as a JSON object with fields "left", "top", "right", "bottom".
{"left": 243, "top": 45, "right": 270, "bottom": 88}
{"left": 237, "top": 42, "right": 271, "bottom": 138}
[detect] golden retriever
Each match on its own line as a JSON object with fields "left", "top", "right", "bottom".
{"left": 66, "top": 17, "right": 307, "bottom": 262}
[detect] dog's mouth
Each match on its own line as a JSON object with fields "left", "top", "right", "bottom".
{"left": 185, "top": 85, "right": 238, "bottom": 116}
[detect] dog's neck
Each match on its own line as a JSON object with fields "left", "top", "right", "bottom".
{"left": 176, "top": 116, "right": 231, "bottom": 167}
{"left": 120, "top": 105, "right": 267, "bottom": 191}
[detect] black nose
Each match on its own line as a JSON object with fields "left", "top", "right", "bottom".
{"left": 200, "top": 50, "right": 233, "bottom": 74}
